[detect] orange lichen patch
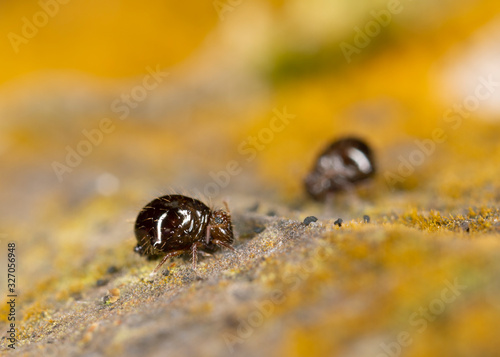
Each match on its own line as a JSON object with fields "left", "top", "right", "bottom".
{"left": 79, "top": 322, "right": 100, "bottom": 345}
{"left": 264, "top": 227, "right": 498, "bottom": 356}
{"left": 104, "top": 289, "right": 121, "bottom": 305}
{"left": 394, "top": 207, "right": 500, "bottom": 233}
{"left": 21, "top": 303, "right": 52, "bottom": 322}
{"left": 0, "top": 1, "right": 218, "bottom": 83}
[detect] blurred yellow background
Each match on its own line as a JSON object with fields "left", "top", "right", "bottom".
{"left": 2, "top": 0, "right": 499, "bottom": 204}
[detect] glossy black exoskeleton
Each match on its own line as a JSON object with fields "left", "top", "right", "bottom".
{"left": 134, "top": 195, "right": 234, "bottom": 274}
{"left": 304, "top": 137, "right": 376, "bottom": 201}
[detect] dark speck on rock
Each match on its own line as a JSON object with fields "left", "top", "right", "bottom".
{"left": 254, "top": 226, "right": 266, "bottom": 234}
{"left": 363, "top": 215, "right": 370, "bottom": 223}
{"left": 334, "top": 218, "right": 343, "bottom": 227}
{"left": 461, "top": 221, "right": 470, "bottom": 233}
{"left": 303, "top": 216, "right": 318, "bottom": 226}
{"left": 248, "top": 202, "right": 260, "bottom": 212}
{"left": 107, "top": 266, "right": 118, "bottom": 274}
{"left": 267, "top": 210, "right": 277, "bottom": 217}
{"left": 162, "top": 269, "right": 170, "bottom": 277}
{"left": 96, "top": 279, "right": 108, "bottom": 287}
